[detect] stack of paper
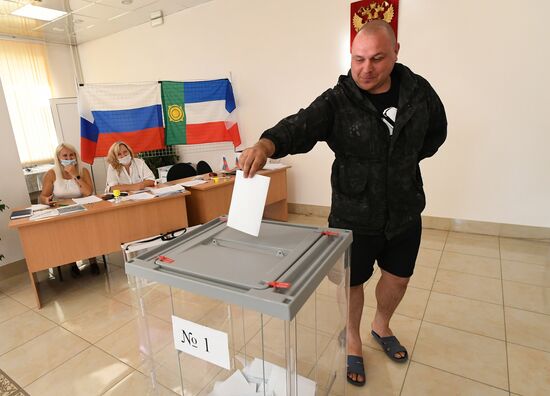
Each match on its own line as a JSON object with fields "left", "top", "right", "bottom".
{"left": 208, "top": 358, "right": 315, "bottom": 396}
{"left": 128, "top": 192, "right": 155, "bottom": 201}
{"left": 148, "top": 185, "right": 186, "bottom": 196}
{"left": 72, "top": 196, "right": 103, "bottom": 205}
{"left": 29, "top": 209, "right": 59, "bottom": 221}
{"left": 180, "top": 179, "right": 208, "bottom": 187}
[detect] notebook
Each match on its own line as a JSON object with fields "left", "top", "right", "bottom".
{"left": 10, "top": 208, "right": 32, "bottom": 219}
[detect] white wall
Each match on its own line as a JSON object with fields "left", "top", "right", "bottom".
{"left": 77, "top": 0, "right": 550, "bottom": 228}
{"left": 0, "top": 79, "right": 31, "bottom": 265}
{"left": 398, "top": 0, "right": 550, "bottom": 227}
{"left": 46, "top": 43, "right": 78, "bottom": 98}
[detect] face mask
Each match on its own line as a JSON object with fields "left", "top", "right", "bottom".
{"left": 60, "top": 159, "right": 76, "bottom": 166}
{"left": 119, "top": 155, "right": 132, "bottom": 166}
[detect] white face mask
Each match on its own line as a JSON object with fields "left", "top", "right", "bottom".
{"left": 119, "top": 155, "right": 132, "bottom": 166}
{"left": 60, "top": 159, "right": 76, "bottom": 166}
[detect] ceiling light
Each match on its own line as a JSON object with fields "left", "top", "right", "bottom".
{"left": 11, "top": 4, "right": 67, "bottom": 22}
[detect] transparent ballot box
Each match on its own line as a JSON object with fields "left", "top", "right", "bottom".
{"left": 125, "top": 218, "right": 352, "bottom": 395}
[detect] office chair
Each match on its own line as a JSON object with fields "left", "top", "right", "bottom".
{"left": 166, "top": 163, "right": 197, "bottom": 181}
{"left": 196, "top": 160, "right": 213, "bottom": 175}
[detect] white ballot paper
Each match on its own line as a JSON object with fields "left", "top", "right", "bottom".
{"left": 227, "top": 170, "right": 270, "bottom": 236}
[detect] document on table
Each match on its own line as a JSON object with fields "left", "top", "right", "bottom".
{"left": 72, "top": 196, "right": 103, "bottom": 205}
{"left": 227, "top": 170, "right": 270, "bottom": 237}
{"left": 180, "top": 179, "right": 208, "bottom": 187}
{"left": 29, "top": 209, "right": 59, "bottom": 221}
{"left": 149, "top": 185, "right": 186, "bottom": 196}
{"left": 128, "top": 192, "right": 155, "bottom": 200}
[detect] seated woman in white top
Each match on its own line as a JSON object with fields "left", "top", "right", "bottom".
{"left": 105, "top": 141, "right": 155, "bottom": 192}
{"left": 39, "top": 143, "right": 99, "bottom": 277}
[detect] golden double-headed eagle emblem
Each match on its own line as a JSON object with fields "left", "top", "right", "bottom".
{"left": 353, "top": 1, "right": 395, "bottom": 32}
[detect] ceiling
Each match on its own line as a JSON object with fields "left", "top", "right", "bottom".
{"left": 0, "top": 0, "right": 212, "bottom": 45}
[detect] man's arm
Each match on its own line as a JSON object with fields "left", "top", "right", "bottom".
{"left": 239, "top": 90, "right": 335, "bottom": 177}
{"left": 419, "top": 84, "right": 447, "bottom": 161}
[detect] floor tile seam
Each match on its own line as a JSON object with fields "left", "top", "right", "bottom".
{"left": 502, "top": 304, "right": 550, "bottom": 318}
{"left": 499, "top": 238, "right": 512, "bottom": 391}
{"left": 504, "top": 340, "right": 550, "bottom": 355}
{"left": 428, "top": 289, "right": 506, "bottom": 308}
{"left": 503, "top": 278, "right": 550, "bottom": 291}
{"left": 0, "top": 306, "right": 32, "bottom": 326}
{"left": 2, "top": 316, "right": 69, "bottom": 351}
{"left": 441, "top": 248, "right": 500, "bottom": 260}
{"left": 500, "top": 277, "right": 550, "bottom": 289}
{"left": 500, "top": 257, "right": 549, "bottom": 268}
{"left": 427, "top": 289, "right": 503, "bottom": 309}
{"left": 500, "top": 256, "right": 549, "bottom": 266}
{"left": 0, "top": 283, "right": 31, "bottom": 296}
{"left": 363, "top": 302, "right": 425, "bottom": 321}
{"left": 419, "top": 246, "right": 444, "bottom": 253}
{"left": 406, "top": 360, "right": 511, "bottom": 393}
{"left": 92, "top": 341, "right": 141, "bottom": 373}
{"left": 421, "top": 318, "right": 506, "bottom": 342}
{"left": 436, "top": 267, "right": 502, "bottom": 279}
{"left": 60, "top": 313, "right": 138, "bottom": 345}
{"left": 447, "top": 230, "right": 504, "bottom": 239}
{"left": 504, "top": 305, "right": 550, "bottom": 318}
{"left": 98, "top": 370, "right": 137, "bottom": 396}
{"left": 16, "top": 342, "right": 93, "bottom": 389}
{"left": 504, "top": 339, "right": 550, "bottom": 355}
{"left": 0, "top": 316, "right": 59, "bottom": 357}
{"left": 439, "top": 250, "right": 503, "bottom": 263}
{"left": 436, "top": 266, "right": 506, "bottom": 282}
{"left": 399, "top": 227, "right": 449, "bottom": 395}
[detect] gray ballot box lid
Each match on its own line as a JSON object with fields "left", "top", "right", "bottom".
{"left": 125, "top": 217, "right": 352, "bottom": 320}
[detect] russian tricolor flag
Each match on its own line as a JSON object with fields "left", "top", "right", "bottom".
{"left": 161, "top": 79, "right": 241, "bottom": 147}
{"left": 78, "top": 83, "right": 165, "bottom": 164}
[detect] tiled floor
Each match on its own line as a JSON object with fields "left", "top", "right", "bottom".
{"left": 0, "top": 213, "right": 549, "bottom": 395}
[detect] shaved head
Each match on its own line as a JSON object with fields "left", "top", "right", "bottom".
{"left": 350, "top": 19, "right": 399, "bottom": 93}
{"left": 356, "top": 19, "right": 397, "bottom": 47}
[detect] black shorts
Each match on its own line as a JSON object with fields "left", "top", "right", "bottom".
{"left": 348, "top": 217, "right": 422, "bottom": 286}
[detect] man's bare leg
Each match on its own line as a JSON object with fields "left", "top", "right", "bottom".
{"left": 371, "top": 269, "right": 410, "bottom": 359}
{"left": 347, "top": 284, "right": 365, "bottom": 383}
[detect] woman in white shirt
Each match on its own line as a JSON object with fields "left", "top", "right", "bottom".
{"left": 105, "top": 141, "right": 155, "bottom": 192}
{"left": 39, "top": 143, "right": 99, "bottom": 277}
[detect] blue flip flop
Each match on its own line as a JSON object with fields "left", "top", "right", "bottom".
{"left": 347, "top": 355, "right": 366, "bottom": 387}
{"left": 371, "top": 330, "right": 408, "bottom": 363}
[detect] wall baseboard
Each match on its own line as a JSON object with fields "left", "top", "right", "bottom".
{"left": 288, "top": 203, "right": 550, "bottom": 241}
{"left": 0, "top": 259, "right": 27, "bottom": 279}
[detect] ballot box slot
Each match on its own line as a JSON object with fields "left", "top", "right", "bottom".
{"left": 209, "top": 237, "right": 289, "bottom": 257}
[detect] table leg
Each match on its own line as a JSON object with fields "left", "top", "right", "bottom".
{"left": 27, "top": 270, "right": 41, "bottom": 309}
{"left": 263, "top": 199, "right": 288, "bottom": 222}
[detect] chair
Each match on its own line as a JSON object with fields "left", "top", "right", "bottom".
{"left": 196, "top": 160, "right": 213, "bottom": 175}
{"left": 166, "top": 163, "right": 197, "bottom": 181}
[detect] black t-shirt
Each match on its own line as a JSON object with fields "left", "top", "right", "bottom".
{"left": 361, "top": 71, "right": 400, "bottom": 136}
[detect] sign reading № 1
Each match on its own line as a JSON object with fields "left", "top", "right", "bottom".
{"left": 171, "top": 315, "right": 230, "bottom": 370}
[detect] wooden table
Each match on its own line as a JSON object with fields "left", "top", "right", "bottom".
{"left": 9, "top": 192, "right": 190, "bottom": 308}
{"left": 167, "top": 167, "right": 289, "bottom": 226}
